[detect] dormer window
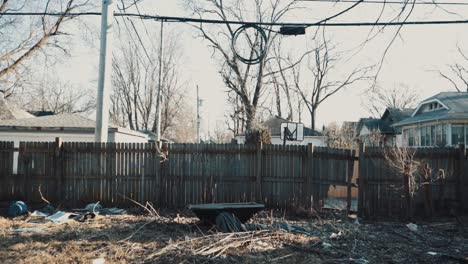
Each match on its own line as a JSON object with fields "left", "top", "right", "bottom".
{"left": 414, "top": 100, "right": 447, "bottom": 115}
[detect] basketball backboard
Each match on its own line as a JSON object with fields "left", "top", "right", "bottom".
{"left": 280, "top": 122, "right": 304, "bottom": 141}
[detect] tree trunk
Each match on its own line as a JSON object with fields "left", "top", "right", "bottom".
{"left": 245, "top": 106, "right": 256, "bottom": 131}
{"left": 310, "top": 109, "right": 316, "bottom": 130}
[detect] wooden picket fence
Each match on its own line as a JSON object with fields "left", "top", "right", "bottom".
{"left": 0, "top": 141, "right": 355, "bottom": 210}
{"left": 358, "top": 145, "right": 468, "bottom": 219}
{"left": 1, "top": 140, "right": 467, "bottom": 219}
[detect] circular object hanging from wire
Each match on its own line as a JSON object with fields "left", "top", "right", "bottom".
{"left": 231, "top": 24, "right": 267, "bottom": 65}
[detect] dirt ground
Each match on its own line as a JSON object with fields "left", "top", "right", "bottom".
{"left": 0, "top": 209, "right": 467, "bottom": 264}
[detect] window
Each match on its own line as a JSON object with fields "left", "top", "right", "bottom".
{"left": 420, "top": 126, "right": 431, "bottom": 147}
{"left": 431, "top": 125, "right": 436, "bottom": 146}
{"left": 420, "top": 127, "right": 426, "bottom": 147}
{"left": 466, "top": 124, "right": 468, "bottom": 146}
{"left": 408, "top": 128, "right": 415, "bottom": 147}
{"left": 451, "top": 124, "right": 464, "bottom": 146}
{"left": 442, "top": 125, "right": 447, "bottom": 146}
{"left": 435, "top": 124, "right": 447, "bottom": 147}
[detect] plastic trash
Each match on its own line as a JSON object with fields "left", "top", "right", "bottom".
{"left": 13, "top": 226, "right": 46, "bottom": 233}
{"left": 31, "top": 210, "right": 49, "bottom": 217}
{"left": 45, "top": 211, "right": 79, "bottom": 224}
{"left": 349, "top": 258, "right": 369, "bottom": 264}
{"left": 329, "top": 231, "right": 343, "bottom": 239}
{"left": 406, "top": 223, "right": 418, "bottom": 232}
{"left": 427, "top": 252, "right": 438, "bottom": 256}
{"left": 322, "top": 242, "right": 332, "bottom": 249}
{"left": 92, "top": 258, "right": 105, "bottom": 264}
{"left": 8, "top": 201, "right": 28, "bottom": 217}
{"left": 85, "top": 203, "right": 103, "bottom": 212}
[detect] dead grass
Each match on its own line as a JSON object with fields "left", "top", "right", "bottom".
{"left": 0, "top": 210, "right": 467, "bottom": 264}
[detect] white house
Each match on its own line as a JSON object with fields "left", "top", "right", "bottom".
{"left": 235, "top": 116, "right": 327, "bottom": 146}
{"left": 393, "top": 92, "right": 468, "bottom": 147}
{"left": 0, "top": 113, "right": 149, "bottom": 174}
{"left": 356, "top": 108, "right": 413, "bottom": 147}
{"left": 0, "top": 113, "right": 149, "bottom": 144}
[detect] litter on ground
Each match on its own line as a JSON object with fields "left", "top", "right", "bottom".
{"left": 1, "top": 209, "right": 467, "bottom": 263}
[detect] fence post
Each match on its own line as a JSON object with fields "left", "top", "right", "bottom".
{"left": 256, "top": 142, "right": 263, "bottom": 203}
{"left": 357, "top": 143, "right": 366, "bottom": 218}
{"left": 304, "top": 143, "right": 313, "bottom": 209}
{"left": 458, "top": 144, "right": 465, "bottom": 214}
{"left": 158, "top": 142, "right": 168, "bottom": 208}
{"left": 54, "top": 137, "right": 63, "bottom": 202}
{"left": 346, "top": 148, "right": 356, "bottom": 214}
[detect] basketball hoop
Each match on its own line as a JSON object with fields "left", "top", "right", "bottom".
{"left": 280, "top": 122, "right": 304, "bottom": 145}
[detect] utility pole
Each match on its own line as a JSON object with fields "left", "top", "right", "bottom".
{"left": 197, "top": 85, "right": 201, "bottom": 143}
{"left": 155, "top": 20, "right": 164, "bottom": 144}
{"left": 95, "top": 0, "right": 115, "bottom": 142}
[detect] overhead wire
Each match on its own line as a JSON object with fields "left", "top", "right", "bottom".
{"left": 295, "top": 0, "right": 468, "bottom": 6}
{"left": 3, "top": 12, "right": 468, "bottom": 27}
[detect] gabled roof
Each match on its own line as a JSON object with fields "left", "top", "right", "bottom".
{"left": 0, "top": 97, "right": 34, "bottom": 120}
{"left": 0, "top": 113, "right": 147, "bottom": 138}
{"left": 380, "top": 108, "right": 414, "bottom": 133}
{"left": 393, "top": 92, "right": 468, "bottom": 127}
{"left": 356, "top": 118, "right": 383, "bottom": 135}
{"left": 381, "top": 108, "right": 414, "bottom": 122}
{"left": 0, "top": 113, "right": 117, "bottom": 129}
{"left": 262, "top": 116, "right": 323, "bottom": 136}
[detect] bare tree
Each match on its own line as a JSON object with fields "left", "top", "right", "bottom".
{"left": 111, "top": 31, "right": 191, "bottom": 140}
{"left": 210, "top": 122, "right": 234, "bottom": 143}
{"left": 384, "top": 146, "right": 449, "bottom": 218}
{"left": 324, "top": 122, "right": 356, "bottom": 149}
{"left": 185, "top": 0, "right": 299, "bottom": 131}
{"left": 294, "top": 35, "right": 372, "bottom": 130}
{"left": 0, "top": 0, "right": 92, "bottom": 97}
{"left": 364, "top": 84, "right": 420, "bottom": 118}
{"left": 439, "top": 45, "right": 468, "bottom": 92}
{"left": 16, "top": 77, "right": 94, "bottom": 115}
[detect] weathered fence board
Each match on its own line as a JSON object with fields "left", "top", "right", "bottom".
{"left": 2, "top": 141, "right": 466, "bottom": 218}
{"left": 0, "top": 141, "right": 356, "bottom": 209}
{"left": 358, "top": 145, "right": 465, "bottom": 219}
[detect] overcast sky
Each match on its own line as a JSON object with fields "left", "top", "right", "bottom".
{"left": 49, "top": 0, "right": 468, "bottom": 135}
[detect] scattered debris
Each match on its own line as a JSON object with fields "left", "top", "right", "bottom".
{"left": 13, "top": 226, "right": 46, "bottom": 233}
{"left": 45, "top": 211, "right": 80, "bottom": 224}
{"left": 350, "top": 257, "right": 370, "bottom": 264}
{"left": 406, "top": 223, "right": 418, "bottom": 232}
{"left": 1, "top": 209, "right": 467, "bottom": 263}
{"left": 30, "top": 210, "right": 48, "bottom": 217}
{"left": 329, "top": 231, "right": 343, "bottom": 239}
{"left": 85, "top": 203, "right": 103, "bottom": 212}
{"left": 73, "top": 204, "right": 126, "bottom": 215}
{"left": 322, "top": 242, "right": 332, "bottom": 249}
{"left": 213, "top": 211, "right": 316, "bottom": 236}
{"left": 8, "top": 201, "right": 28, "bottom": 217}
{"left": 189, "top": 202, "right": 264, "bottom": 223}
{"left": 92, "top": 258, "right": 106, "bottom": 264}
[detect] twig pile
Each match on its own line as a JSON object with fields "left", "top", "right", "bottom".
{"left": 147, "top": 229, "right": 317, "bottom": 261}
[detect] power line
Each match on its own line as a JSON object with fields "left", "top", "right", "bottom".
{"left": 295, "top": 0, "right": 468, "bottom": 6}
{"left": 4, "top": 12, "right": 468, "bottom": 27}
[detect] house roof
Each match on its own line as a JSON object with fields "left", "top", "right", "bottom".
{"left": 262, "top": 116, "right": 323, "bottom": 136}
{"left": 0, "top": 113, "right": 117, "bottom": 129}
{"left": 380, "top": 108, "right": 414, "bottom": 133}
{"left": 0, "top": 97, "right": 34, "bottom": 120}
{"left": 356, "top": 118, "right": 383, "bottom": 135}
{"left": 393, "top": 92, "right": 468, "bottom": 127}
{"left": 0, "top": 113, "right": 147, "bottom": 138}
{"left": 139, "top": 130, "right": 175, "bottom": 143}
